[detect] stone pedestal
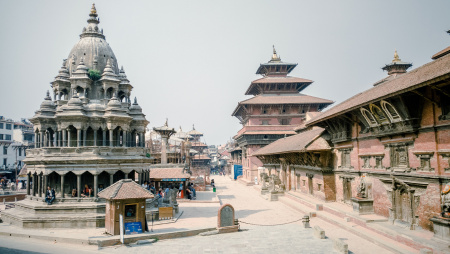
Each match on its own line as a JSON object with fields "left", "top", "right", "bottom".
{"left": 351, "top": 197, "right": 374, "bottom": 215}
{"left": 430, "top": 216, "right": 450, "bottom": 242}
{"left": 260, "top": 187, "right": 269, "bottom": 195}
{"left": 269, "top": 192, "right": 279, "bottom": 201}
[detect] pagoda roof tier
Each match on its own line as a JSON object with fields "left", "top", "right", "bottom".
{"left": 234, "top": 125, "right": 297, "bottom": 139}
{"left": 256, "top": 62, "right": 298, "bottom": 76}
{"left": 245, "top": 76, "right": 313, "bottom": 95}
{"left": 307, "top": 51, "right": 450, "bottom": 126}
{"left": 232, "top": 94, "right": 333, "bottom": 118}
{"left": 253, "top": 127, "right": 329, "bottom": 156}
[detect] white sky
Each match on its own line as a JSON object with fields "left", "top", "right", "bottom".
{"left": 0, "top": 0, "right": 449, "bottom": 146}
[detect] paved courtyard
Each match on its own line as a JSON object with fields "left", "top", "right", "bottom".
{"left": 0, "top": 176, "right": 411, "bottom": 254}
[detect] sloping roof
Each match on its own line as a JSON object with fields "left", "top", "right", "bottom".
{"left": 251, "top": 76, "right": 313, "bottom": 84}
{"left": 239, "top": 94, "right": 333, "bottom": 105}
{"left": 432, "top": 46, "right": 450, "bottom": 60}
{"left": 188, "top": 129, "right": 203, "bottom": 135}
{"left": 98, "top": 179, "right": 154, "bottom": 200}
{"left": 307, "top": 52, "right": 450, "bottom": 126}
{"left": 19, "top": 164, "right": 27, "bottom": 176}
{"left": 192, "top": 154, "right": 211, "bottom": 160}
{"left": 252, "top": 127, "right": 329, "bottom": 156}
{"left": 149, "top": 168, "right": 190, "bottom": 179}
{"left": 191, "top": 142, "right": 208, "bottom": 147}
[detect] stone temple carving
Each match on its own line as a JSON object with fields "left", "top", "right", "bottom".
{"left": 2, "top": 5, "right": 153, "bottom": 229}
{"left": 269, "top": 174, "right": 285, "bottom": 193}
{"left": 441, "top": 183, "right": 450, "bottom": 218}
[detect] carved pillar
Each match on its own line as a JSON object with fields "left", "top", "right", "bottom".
{"left": 31, "top": 173, "right": 36, "bottom": 196}
{"left": 60, "top": 173, "right": 65, "bottom": 198}
{"left": 43, "top": 174, "right": 48, "bottom": 192}
{"left": 102, "top": 129, "right": 106, "bottom": 146}
{"left": 62, "top": 129, "right": 67, "bottom": 147}
{"left": 67, "top": 129, "right": 71, "bottom": 147}
{"left": 109, "top": 129, "right": 114, "bottom": 147}
{"left": 110, "top": 173, "right": 114, "bottom": 186}
{"left": 77, "top": 174, "right": 81, "bottom": 198}
{"left": 83, "top": 129, "right": 87, "bottom": 147}
{"left": 93, "top": 174, "right": 98, "bottom": 197}
{"left": 124, "top": 172, "right": 129, "bottom": 179}
{"left": 93, "top": 129, "right": 97, "bottom": 146}
{"left": 123, "top": 131, "right": 127, "bottom": 147}
{"left": 41, "top": 131, "right": 46, "bottom": 148}
{"left": 26, "top": 173, "right": 30, "bottom": 195}
{"left": 117, "top": 129, "right": 121, "bottom": 146}
{"left": 77, "top": 129, "right": 81, "bottom": 147}
{"left": 38, "top": 173, "right": 42, "bottom": 197}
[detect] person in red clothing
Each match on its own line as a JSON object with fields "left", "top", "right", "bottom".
{"left": 81, "top": 184, "right": 92, "bottom": 197}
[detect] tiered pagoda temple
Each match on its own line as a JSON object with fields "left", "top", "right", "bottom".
{"left": 232, "top": 47, "right": 333, "bottom": 184}
{"left": 2, "top": 5, "right": 152, "bottom": 228}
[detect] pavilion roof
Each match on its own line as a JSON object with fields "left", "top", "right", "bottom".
{"left": 307, "top": 52, "right": 450, "bottom": 126}
{"left": 98, "top": 179, "right": 154, "bottom": 200}
{"left": 245, "top": 76, "right": 313, "bottom": 95}
{"left": 253, "top": 127, "right": 329, "bottom": 156}
{"left": 149, "top": 168, "right": 190, "bottom": 179}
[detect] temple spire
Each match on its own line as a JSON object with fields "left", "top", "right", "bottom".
{"left": 271, "top": 45, "right": 281, "bottom": 62}
{"left": 165, "top": 118, "right": 168, "bottom": 127}
{"left": 382, "top": 50, "right": 412, "bottom": 76}
{"left": 90, "top": 3, "right": 97, "bottom": 17}
{"left": 392, "top": 50, "right": 401, "bottom": 62}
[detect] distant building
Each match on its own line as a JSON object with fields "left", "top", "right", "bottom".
{"left": 231, "top": 47, "right": 333, "bottom": 184}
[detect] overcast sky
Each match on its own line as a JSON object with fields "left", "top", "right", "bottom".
{"left": 0, "top": 1, "right": 449, "bottom": 146}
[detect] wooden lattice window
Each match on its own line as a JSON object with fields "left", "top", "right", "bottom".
{"left": 361, "top": 108, "right": 378, "bottom": 127}
{"left": 370, "top": 104, "right": 390, "bottom": 124}
{"left": 381, "top": 100, "right": 402, "bottom": 122}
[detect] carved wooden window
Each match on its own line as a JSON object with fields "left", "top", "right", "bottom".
{"left": 381, "top": 100, "right": 402, "bottom": 122}
{"left": 414, "top": 152, "right": 434, "bottom": 172}
{"left": 374, "top": 156, "right": 384, "bottom": 169}
{"left": 390, "top": 144, "right": 409, "bottom": 168}
{"left": 340, "top": 149, "right": 352, "bottom": 168}
{"left": 362, "top": 157, "right": 371, "bottom": 168}
{"left": 360, "top": 108, "right": 378, "bottom": 127}
{"left": 370, "top": 104, "right": 390, "bottom": 124}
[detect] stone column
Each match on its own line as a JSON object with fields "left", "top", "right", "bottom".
{"left": 43, "top": 174, "right": 48, "bottom": 192}
{"left": 123, "top": 131, "right": 127, "bottom": 147}
{"left": 31, "top": 173, "right": 36, "bottom": 196}
{"left": 62, "top": 129, "right": 67, "bottom": 147}
{"left": 67, "top": 129, "right": 71, "bottom": 147}
{"left": 38, "top": 174, "right": 42, "bottom": 197}
{"left": 59, "top": 131, "right": 63, "bottom": 147}
{"left": 102, "top": 130, "right": 106, "bottom": 146}
{"left": 110, "top": 173, "right": 114, "bottom": 186}
{"left": 124, "top": 172, "right": 129, "bottom": 179}
{"left": 40, "top": 131, "right": 45, "bottom": 148}
{"left": 161, "top": 134, "right": 168, "bottom": 164}
{"left": 60, "top": 173, "right": 65, "bottom": 198}
{"left": 109, "top": 129, "right": 114, "bottom": 147}
{"left": 117, "top": 129, "right": 121, "bottom": 147}
{"left": 83, "top": 129, "right": 87, "bottom": 147}
{"left": 77, "top": 174, "right": 81, "bottom": 198}
{"left": 26, "top": 173, "right": 30, "bottom": 195}
{"left": 93, "top": 129, "right": 97, "bottom": 146}
{"left": 77, "top": 129, "right": 81, "bottom": 147}
{"left": 93, "top": 174, "right": 98, "bottom": 197}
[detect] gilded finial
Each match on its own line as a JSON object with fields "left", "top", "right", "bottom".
{"left": 393, "top": 50, "right": 401, "bottom": 63}
{"left": 192, "top": 124, "right": 195, "bottom": 130}
{"left": 90, "top": 4, "right": 97, "bottom": 15}
{"left": 271, "top": 45, "right": 280, "bottom": 61}
{"left": 165, "top": 118, "right": 168, "bottom": 127}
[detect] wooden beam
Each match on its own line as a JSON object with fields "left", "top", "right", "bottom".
{"left": 411, "top": 90, "right": 439, "bottom": 106}
{"left": 431, "top": 85, "right": 450, "bottom": 99}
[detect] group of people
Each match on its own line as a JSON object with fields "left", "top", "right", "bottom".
{"left": 141, "top": 181, "right": 156, "bottom": 194}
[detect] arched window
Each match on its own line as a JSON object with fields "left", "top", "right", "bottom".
{"left": 360, "top": 108, "right": 378, "bottom": 127}
{"left": 381, "top": 100, "right": 402, "bottom": 122}
{"left": 370, "top": 104, "right": 390, "bottom": 124}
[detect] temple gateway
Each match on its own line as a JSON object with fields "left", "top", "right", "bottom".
{"left": 2, "top": 5, "right": 152, "bottom": 228}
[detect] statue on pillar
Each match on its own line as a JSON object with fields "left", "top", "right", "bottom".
{"left": 441, "top": 182, "right": 450, "bottom": 218}
{"left": 357, "top": 178, "right": 367, "bottom": 198}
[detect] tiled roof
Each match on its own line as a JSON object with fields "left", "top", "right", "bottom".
{"left": 192, "top": 154, "right": 211, "bottom": 160}
{"left": 432, "top": 46, "right": 450, "bottom": 60}
{"left": 253, "top": 127, "right": 329, "bottom": 156}
{"left": 149, "top": 168, "right": 190, "bottom": 179}
{"left": 19, "top": 164, "right": 27, "bottom": 176}
{"left": 191, "top": 142, "right": 208, "bottom": 147}
{"left": 251, "top": 76, "right": 313, "bottom": 84}
{"left": 98, "top": 179, "right": 154, "bottom": 200}
{"left": 307, "top": 53, "right": 450, "bottom": 126}
{"left": 239, "top": 94, "right": 334, "bottom": 105}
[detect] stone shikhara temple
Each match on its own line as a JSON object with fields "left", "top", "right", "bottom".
{"left": 2, "top": 5, "right": 152, "bottom": 228}
{"left": 254, "top": 31, "right": 450, "bottom": 237}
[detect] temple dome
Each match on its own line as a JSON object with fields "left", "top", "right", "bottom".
{"left": 65, "top": 4, "right": 119, "bottom": 76}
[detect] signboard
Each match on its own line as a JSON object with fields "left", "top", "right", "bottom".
{"left": 161, "top": 178, "right": 186, "bottom": 182}
{"left": 124, "top": 222, "right": 143, "bottom": 235}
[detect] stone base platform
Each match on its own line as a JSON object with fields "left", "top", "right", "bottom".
{"left": 1, "top": 196, "right": 105, "bottom": 229}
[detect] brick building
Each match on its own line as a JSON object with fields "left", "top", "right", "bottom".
{"left": 254, "top": 31, "right": 450, "bottom": 232}
{"left": 231, "top": 47, "right": 333, "bottom": 184}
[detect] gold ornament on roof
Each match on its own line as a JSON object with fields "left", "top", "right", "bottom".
{"left": 392, "top": 50, "right": 401, "bottom": 63}
{"left": 91, "top": 3, "right": 97, "bottom": 15}
{"left": 271, "top": 45, "right": 281, "bottom": 61}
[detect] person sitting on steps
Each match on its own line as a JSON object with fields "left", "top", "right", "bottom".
{"left": 81, "top": 184, "right": 92, "bottom": 197}
{"left": 45, "top": 186, "right": 56, "bottom": 205}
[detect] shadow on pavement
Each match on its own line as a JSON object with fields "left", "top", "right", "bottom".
{"left": 0, "top": 247, "right": 45, "bottom": 254}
